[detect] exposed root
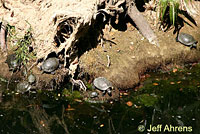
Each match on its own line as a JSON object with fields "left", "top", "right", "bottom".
{"left": 0, "top": 21, "right": 7, "bottom": 52}
{"left": 70, "top": 78, "right": 87, "bottom": 92}
{"left": 0, "top": 0, "right": 160, "bottom": 86}
{"left": 107, "top": 55, "right": 111, "bottom": 67}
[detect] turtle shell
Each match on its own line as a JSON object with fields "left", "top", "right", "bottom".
{"left": 90, "top": 91, "right": 99, "bottom": 98}
{"left": 41, "top": 58, "right": 59, "bottom": 73}
{"left": 16, "top": 81, "right": 31, "bottom": 93}
{"left": 176, "top": 33, "right": 197, "bottom": 47}
{"left": 93, "top": 77, "right": 112, "bottom": 91}
{"left": 6, "top": 54, "right": 20, "bottom": 71}
{"left": 28, "top": 74, "right": 36, "bottom": 84}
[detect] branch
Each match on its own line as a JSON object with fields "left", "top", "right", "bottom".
{"left": 0, "top": 21, "right": 8, "bottom": 52}
{"left": 126, "top": 0, "right": 159, "bottom": 46}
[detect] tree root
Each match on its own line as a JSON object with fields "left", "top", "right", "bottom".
{"left": 0, "top": 21, "right": 7, "bottom": 52}
{"left": 0, "top": 0, "right": 159, "bottom": 81}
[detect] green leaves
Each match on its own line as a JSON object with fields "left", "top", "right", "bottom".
{"left": 159, "top": 0, "right": 195, "bottom": 26}
{"left": 15, "top": 27, "right": 34, "bottom": 65}
{"left": 7, "top": 21, "right": 35, "bottom": 66}
{"left": 159, "top": 0, "right": 180, "bottom": 25}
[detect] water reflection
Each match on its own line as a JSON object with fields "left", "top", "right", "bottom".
{"left": 1, "top": 64, "right": 200, "bottom": 133}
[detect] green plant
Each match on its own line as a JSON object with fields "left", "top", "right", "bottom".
{"left": 7, "top": 21, "right": 35, "bottom": 66}
{"left": 15, "top": 26, "right": 34, "bottom": 65}
{"left": 158, "top": 0, "right": 196, "bottom": 26}
{"left": 159, "top": 0, "right": 179, "bottom": 25}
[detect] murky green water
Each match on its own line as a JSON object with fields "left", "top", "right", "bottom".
{"left": 1, "top": 64, "right": 200, "bottom": 134}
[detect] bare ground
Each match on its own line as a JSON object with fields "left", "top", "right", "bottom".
{"left": 79, "top": 13, "right": 200, "bottom": 90}
{"left": 0, "top": 1, "right": 200, "bottom": 98}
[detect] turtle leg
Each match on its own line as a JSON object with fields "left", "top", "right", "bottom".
{"left": 190, "top": 45, "right": 195, "bottom": 50}
{"left": 102, "top": 90, "right": 106, "bottom": 96}
{"left": 107, "top": 88, "right": 112, "bottom": 96}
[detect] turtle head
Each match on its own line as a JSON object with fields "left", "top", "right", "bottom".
{"left": 190, "top": 41, "right": 198, "bottom": 49}
{"left": 107, "top": 87, "right": 113, "bottom": 96}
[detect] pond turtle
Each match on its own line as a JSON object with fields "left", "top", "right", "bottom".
{"left": 16, "top": 81, "right": 31, "bottom": 93}
{"left": 93, "top": 77, "right": 112, "bottom": 96}
{"left": 28, "top": 74, "right": 36, "bottom": 84}
{"left": 6, "top": 54, "right": 21, "bottom": 71}
{"left": 90, "top": 91, "right": 99, "bottom": 98}
{"left": 41, "top": 57, "right": 59, "bottom": 74}
{"left": 176, "top": 32, "right": 197, "bottom": 48}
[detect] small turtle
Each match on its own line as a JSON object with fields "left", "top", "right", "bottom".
{"left": 90, "top": 91, "right": 99, "bottom": 98}
{"left": 41, "top": 57, "right": 59, "bottom": 74}
{"left": 93, "top": 77, "right": 112, "bottom": 96}
{"left": 16, "top": 81, "right": 31, "bottom": 93}
{"left": 6, "top": 54, "right": 21, "bottom": 71}
{"left": 176, "top": 32, "right": 197, "bottom": 48}
{"left": 28, "top": 74, "right": 36, "bottom": 84}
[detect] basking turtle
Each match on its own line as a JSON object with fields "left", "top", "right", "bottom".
{"left": 93, "top": 77, "right": 112, "bottom": 96}
{"left": 90, "top": 91, "right": 99, "bottom": 98}
{"left": 41, "top": 58, "right": 59, "bottom": 74}
{"left": 16, "top": 81, "right": 31, "bottom": 93}
{"left": 28, "top": 74, "right": 36, "bottom": 84}
{"left": 176, "top": 32, "right": 197, "bottom": 48}
{"left": 6, "top": 54, "right": 21, "bottom": 71}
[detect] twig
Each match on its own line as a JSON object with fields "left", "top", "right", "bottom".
{"left": 27, "top": 60, "right": 38, "bottom": 71}
{"left": 1, "top": 0, "right": 10, "bottom": 10}
{"left": 70, "top": 78, "right": 87, "bottom": 91}
{"left": 107, "top": 55, "right": 110, "bottom": 67}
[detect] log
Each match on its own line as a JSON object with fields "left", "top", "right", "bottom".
{"left": 0, "top": 21, "right": 7, "bottom": 52}
{"left": 126, "top": 0, "right": 159, "bottom": 46}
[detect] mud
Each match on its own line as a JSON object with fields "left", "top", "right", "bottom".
{"left": 79, "top": 11, "right": 200, "bottom": 89}
{"left": 0, "top": 1, "right": 200, "bottom": 94}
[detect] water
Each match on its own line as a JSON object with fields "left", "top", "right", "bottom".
{"left": 1, "top": 64, "right": 200, "bottom": 134}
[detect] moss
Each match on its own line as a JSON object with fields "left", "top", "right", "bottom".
{"left": 136, "top": 93, "right": 158, "bottom": 107}
{"left": 62, "top": 89, "right": 83, "bottom": 101}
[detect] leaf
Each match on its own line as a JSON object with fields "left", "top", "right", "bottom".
{"left": 126, "top": 101, "right": 133, "bottom": 107}
{"left": 153, "top": 83, "right": 159, "bottom": 86}
{"left": 159, "top": 0, "right": 168, "bottom": 21}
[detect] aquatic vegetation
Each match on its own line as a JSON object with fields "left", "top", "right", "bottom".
{"left": 1, "top": 63, "right": 200, "bottom": 133}
{"left": 136, "top": 94, "right": 158, "bottom": 107}
{"left": 62, "top": 89, "right": 82, "bottom": 101}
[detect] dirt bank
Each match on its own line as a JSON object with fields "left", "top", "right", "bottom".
{"left": 0, "top": 1, "right": 200, "bottom": 93}
{"left": 79, "top": 14, "right": 200, "bottom": 89}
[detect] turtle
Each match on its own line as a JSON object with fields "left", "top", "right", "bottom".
{"left": 90, "top": 91, "right": 99, "bottom": 98}
{"left": 41, "top": 57, "right": 59, "bottom": 74}
{"left": 28, "top": 74, "right": 36, "bottom": 84}
{"left": 176, "top": 32, "right": 198, "bottom": 48}
{"left": 6, "top": 54, "right": 21, "bottom": 71}
{"left": 16, "top": 81, "right": 31, "bottom": 94}
{"left": 93, "top": 77, "right": 112, "bottom": 96}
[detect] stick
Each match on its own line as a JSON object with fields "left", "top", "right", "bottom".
{"left": 107, "top": 55, "right": 110, "bottom": 67}
{"left": 0, "top": 21, "right": 8, "bottom": 52}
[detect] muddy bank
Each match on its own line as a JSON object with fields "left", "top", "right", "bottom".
{"left": 1, "top": 20, "right": 200, "bottom": 93}
{"left": 79, "top": 16, "right": 200, "bottom": 89}
{"left": 0, "top": 1, "right": 200, "bottom": 93}
{"left": 1, "top": 18, "right": 200, "bottom": 92}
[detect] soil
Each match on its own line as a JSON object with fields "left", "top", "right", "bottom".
{"left": 79, "top": 5, "right": 200, "bottom": 90}
{"left": 1, "top": 1, "right": 200, "bottom": 101}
